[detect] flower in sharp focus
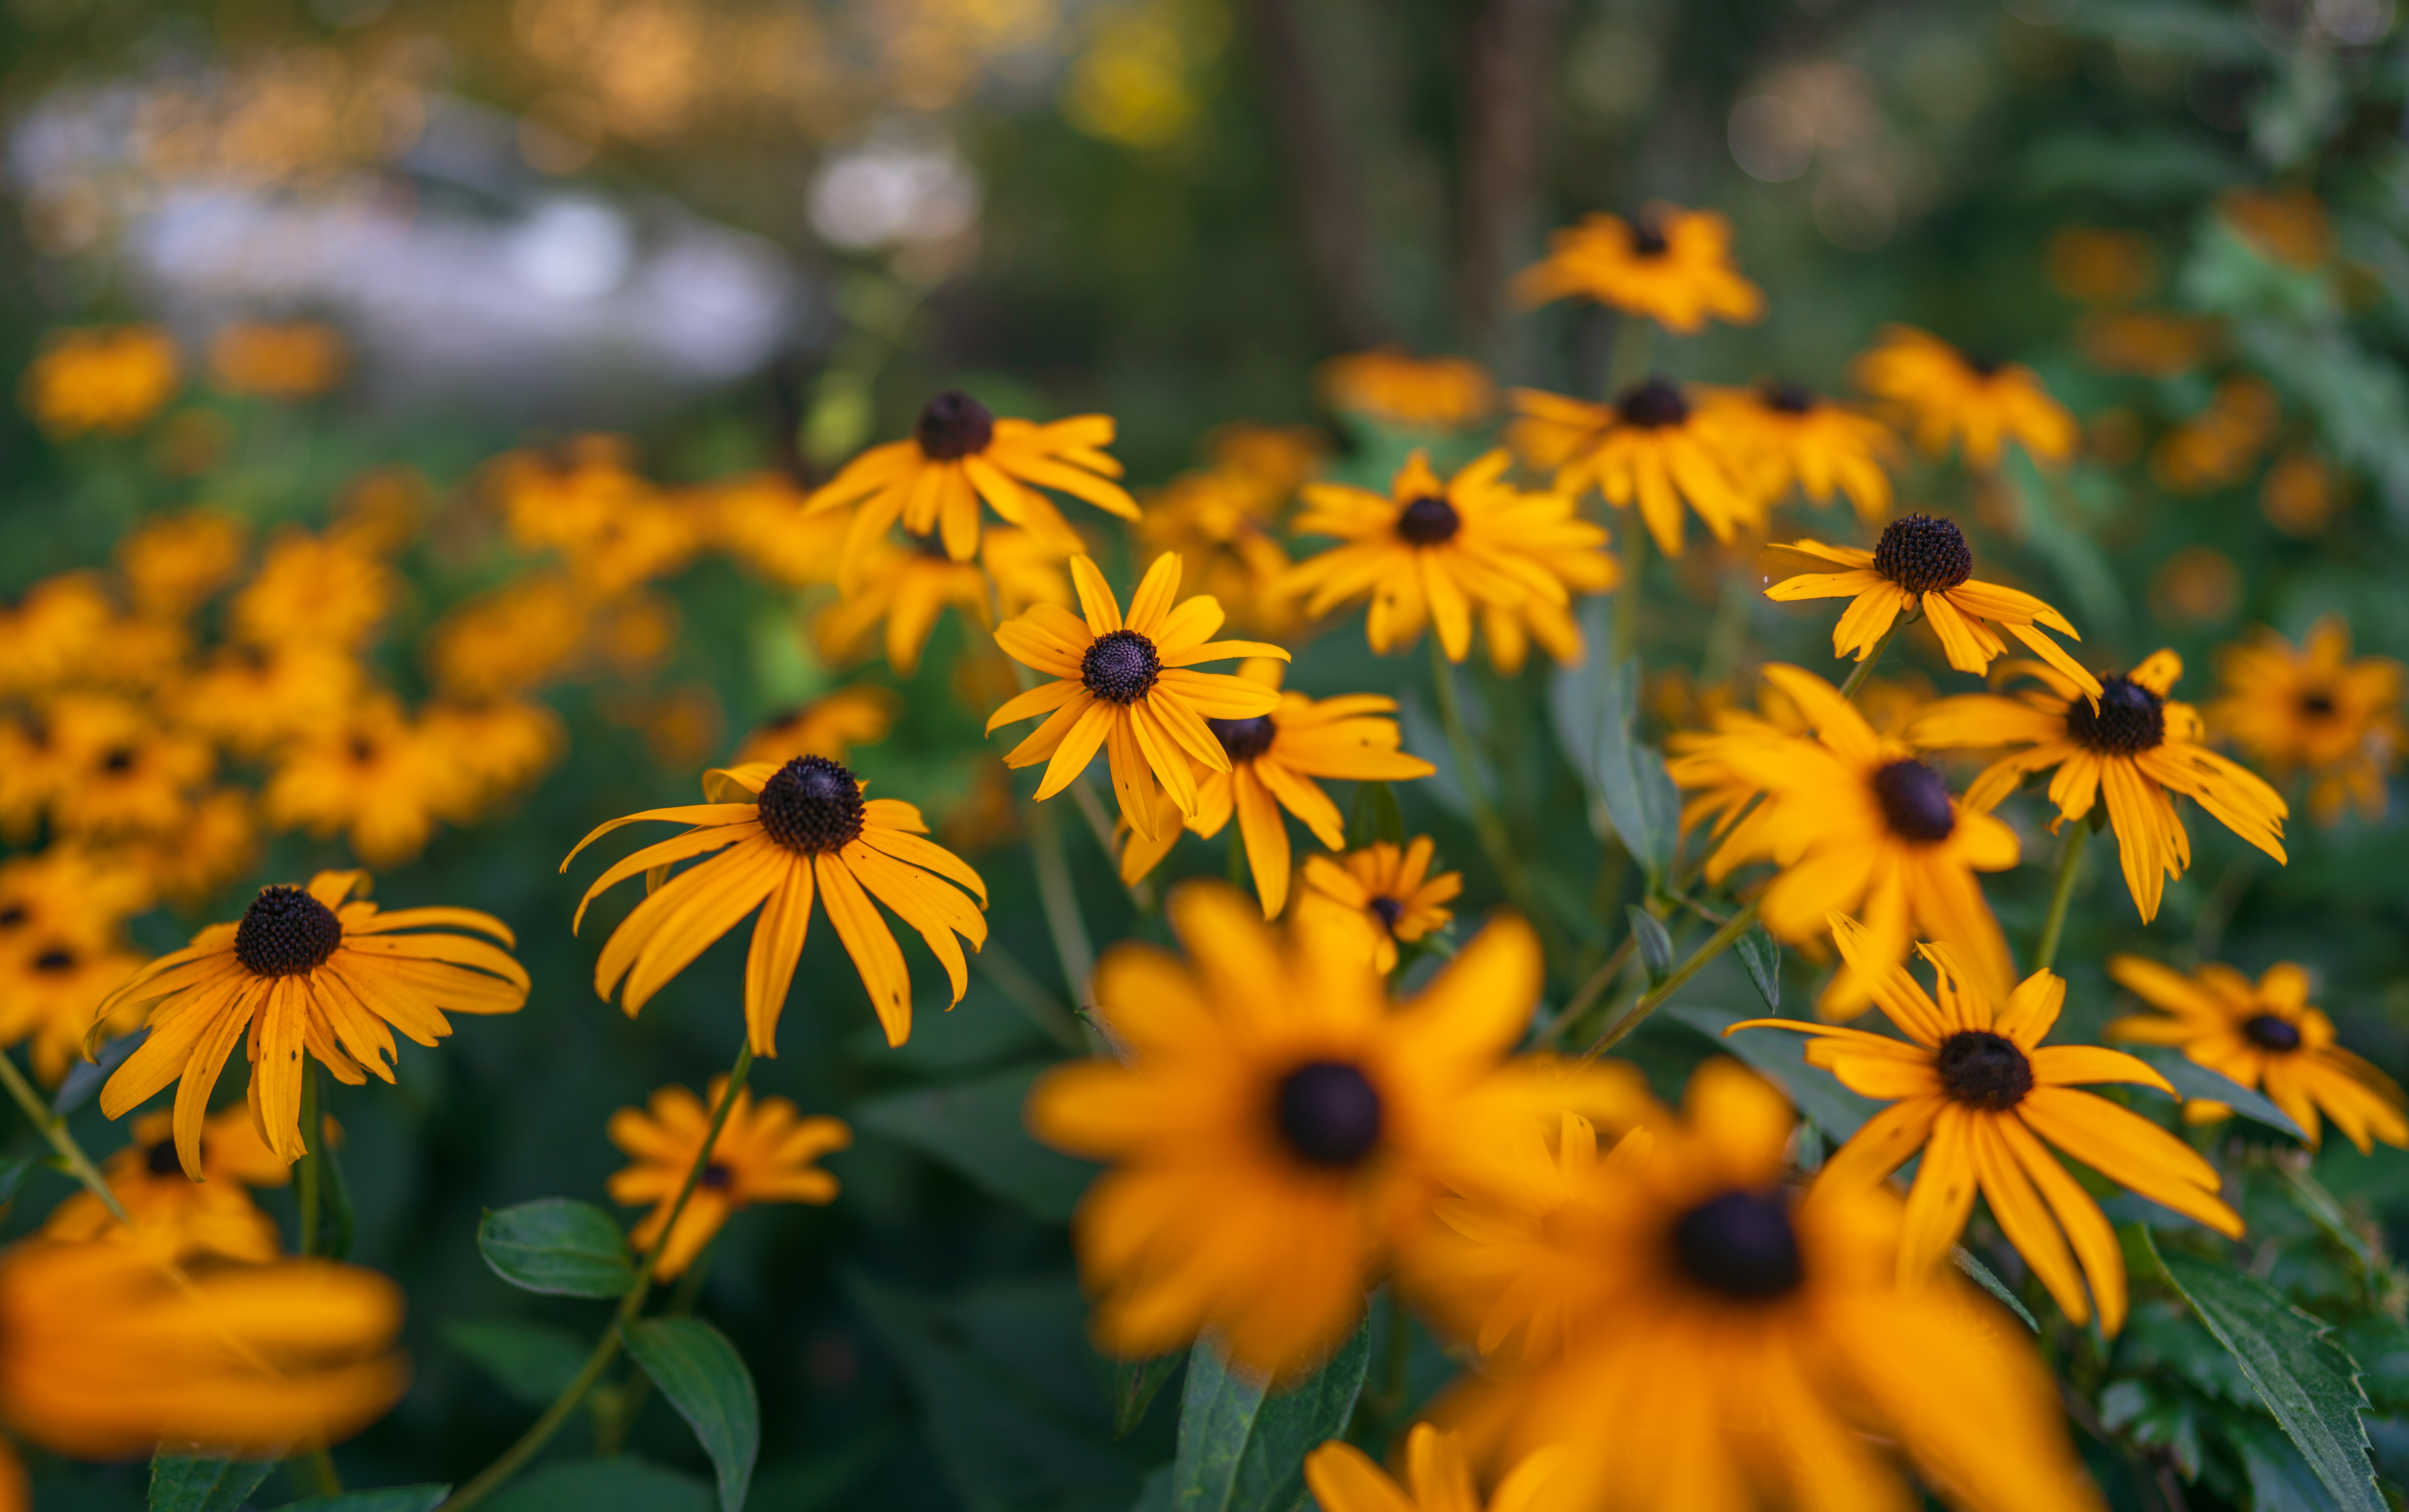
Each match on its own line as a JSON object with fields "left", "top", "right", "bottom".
{"left": 1764, "top": 513, "right": 2104, "bottom": 698}
{"left": 1696, "top": 381, "right": 1901, "bottom": 524}
{"left": 1666, "top": 664, "right": 2017, "bottom": 1018}
{"left": 736, "top": 685, "right": 901, "bottom": 767}
{"left": 987, "top": 552, "right": 1287, "bottom": 841}
{"left": 2108, "top": 956, "right": 2408, "bottom": 1153}
{"left": 116, "top": 510, "right": 247, "bottom": 621}
{"left": 96, "top": 870, "right": 529, "bottom": 1175}
{"left": 44, "top": 1107, "right": 293, "bottom": 1263}
{"left": 1911, "top": 652, "right": 2286, "bottom": 922}
{"left": 1305, "top": 1426, "right": 1561, "bottom": 1512}
{"left": 566, "top": 755, "right": 988, "bottom": 1050}
{"left": 1296, "top": 837, "right": 1461, "bottom": 975}
{"left": 1284, "top": 450, "right": 1615, "bottom": 665}
{"left": 1851, "top": 325, "right": 2077, "bottom": 469}
{"left": 1732, "top": 915, "right": 2242, "bottom": 1333}
{"left": 21, "top": 326, "right": 181, "bottom": 438}
{"left": 802, "top": 391, "right": 1137, "bottom": 583}
{"left": 1316, "top": 348, "right": 1496, "bottom": 431}
{"left": 1509, "top": 205, "right": 1765, "bottom": 333}
{"left": 1508, "top": 382, "right": 1756, "bottom": 558}
{"left": 2209, "top": 617, "right": 2402, "bottom": 825}
{"left": 1413, "top": 1060, "right": 2099, "bottom": 1512}
{"left": 1026, "top": 882, "right": 1642, "bottom": 1377}
{"left": 608, "top": 1076, "right": 852, "bottom": 1279}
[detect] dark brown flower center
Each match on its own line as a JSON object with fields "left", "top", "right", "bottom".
{"left": 101, "top": 746, "right": 136, "bottom": 774}
{"left": 1873, "top": 514, "right": 1973, "bottom": 595}
{"left": 32, "top": 947, "right": 75, "bottom": 974}
{"left": 1396, "top": 494, "right": 1461, "bottom": 546}
{"left": 915, "top": 390, "right": 994, "bottom": 461}
{"left": 1616, "top": 378, "right": 1689, "bottom": 429}
{"left": 2299, "top": 690, "right": 2337, "bottom": 719}
{"left": 1208, "top": 715, "right": 1277, "bottom": 763}
{"left": 0, "top": 905, "right": 25, "bottom": 929}
{"left": 145, "top": 1140, "right": 184, "bottom": 1177}
{"left": 1937, "top": 1030, "right": 2033, "bottom": 1111}
{"left": 1963, "top": 352, "right": 2005, "bottom": 378}
{"left": 1081, "top": 628, "right": 1161, "bottom": 705}
{"left": 701, "top": 1161, "right": 735, "bottom": 1190}
{"left": 2244, "top": 1014, "right": 2302, "bottom": 1052}
{"left": 2067, "top": 674, "right": 2167, "bottom": 755}
{"left": 1763, "top": 381, "right": 1817, "bottom": 414}
{"left": 1630, "top": 222, "right": 1668, "bottom": 257}
{"left": 348, "top": 735, "right": 378, "bottom": 764}
{"left": 1273, "top": 1060, "right": 1383, "bottom": 1168}
{"left": 1671, "top": 1188, "right": 1803, "bottom": 1301}
{"left": 756, "top": 755, "right": 867, "bottom": 854}
{"left": 234, "top": 886, "right": 343, "bottom": 977}
{"left": 1872, "top": 759, "right": 1955, "bottom": 843}
{"left": 1369, "top": 896, "right": 1404, "bottom": 933}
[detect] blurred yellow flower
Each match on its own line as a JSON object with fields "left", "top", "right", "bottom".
{"left": 45, "top": 1107, "right": 292, "bottom": 1263}
{"left": 115, "top": 510, "right": 247, "bottom": 620}
{"left": 2210, "top": 617, "right": 2403, "bottom": 825}
{"left": 124, "top": 786, "right": 260, "bottom": 909}
{"left": 734, "top": 685, "right": 900, "bottom": 767}
{"left": 424, "top": 572, "right": 593, "bottom": 701}
{"left": 1511, "top": 206, "right": 1764, "bottom": 333}
{"left": 815, "top": 527, "right": 1073, "bottom": 676}
{"left": 264, "top": 695, "right": 454, "bottom": 867}
{"left": 230, "top": 530, "right": 396, "bottom": 649}
{"left": 711, "top": 472, "right": 850, "bottom": 589}
{"left": 418, "top": 698, "right": 568, "bottom": 821}
{"left": 2222, "top": 185, "right": 2331, "bottom": 270}
{"left": 22, "top": 326, "right": 180, "bottom": 438}
{"left": 40, "top": 691, "right": 215, "bottom": 841}
{"left": 2076, "top": 310, "right": 2217, "bottom": 378}
{"left": 2261, "top": 451, "right": 2339, "bottom": 536}
{"left": 177, "top": 641, "right": 363, "bottom": 758}
{"left": 2045, "top": 226, "right": 2160, "bottom": 305}
{"left": 1306, "top": 1426, "right": 1560, "bottom": 1512}
{"left": 1696, "top": 381, "right": 1900, "bottom": 524}
{"left": 1295, "top": 836, "right": 1461, "bottom": 975}
{"left": 0, "top": 924, "right": 145, "bottom": 1085}
{"left": 207, "top": 320, "right": 348, "bottom": 400}
{"left": 608, "top": 1076, "right": 850, "bottom": 1278}
{"left": 1509, "top": 383, "right": 1754, "bottom": 558}
{"left": 1316, "top": 348, "right": 1495, "bottom": 431}
{"left": 2151, "top": 374, "right": 2277, "bottom": 492}
{"left": 1852, "top": 325, "right": 2077, "bottom": 469}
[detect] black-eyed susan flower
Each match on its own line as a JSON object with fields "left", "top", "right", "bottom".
{"left": 1764, "top": 513, "right": 2104, "bottom": 698}
{"left": 1305, "top": 1426, "right": 1560, "bottom": 1512}
{"left": 1508, "top": 382, "right": 1756, "bottom": 557}
{"left": 987, "top": 552, "right": 1287, "bottom": 840}
{"left": 2108, "top": 955, "right": 2409, "bottom": 1153}
{"left": 0, "top": 926, "right": 145, "bottom": 1085}
{"left": 802, "top": 391, "right": 1137, "bottom": 581}
{"left": 2209, "top": 617, "right": 2402, "bottom": 825}
{"left": 21, "top": 325, "right": 180, "bottom": 437}
{"left": 1732, "top": 915, "right": 2242, "bottom": 1333}
{"left": 1852, "top": 325, "right": 2078, "bottom": 469}
{"left": 1411, "top": 1060, "right": 2099, "bottom": 1512}
{"left": 416, "top": 698, "right": 568, "bottom": 822}
{"left": 1911, "top": 652, "right": 2286, "bottom": 922}
{"left": 487, "top": 435, "right": 656, "bottom": 559}
{"left": 44, "top": 1107, "right": 291, "bottom": 1263}
{"left": 422, "top": 572, "right": 591, "bottom": 703}
{"left": 1284, "top": 451, "right": 1615, "bottom": 665}
{"left": 608, "top": 1076, "right": 851, "bottom": 1279}
{"left": 263, "top": 695, "right": 452, "bottom": 868}
{"left": 0, "top": 574, "right": 115, "bottom": 699}
{"left": 813, "top": 527, "right": 1073, "bottom": 676}
{"left": 229, "top": 529, "right": 395, "bottom": 649}
{"left": 1296, "top": 837, "right": 1461, "bottom": 974}
{"left": 115, "top": 509, "right": 247, "bottom": 621}
{"left": 1027, "top": 883, "right": 1642, "bottom": 1377}
{"left": 176, "top": 640, "right": 362, "bottom": 758}
{"left": 1509, "top": 206, "right": 1765, "bottom": 333}
{"left": 1316, "top": 348, "right": 1496, "bottom": 431}
{"left": 735, "top": 685, "right": 900, "bottom": 767}
{"left": 1697, "top": 381, "right": 1901, "bottom": 523}
{"left": 40, "top": 692, "right": 213, "bottom": 841}
{"left": 95, "top": 870, "right": 529, "bottom": 1176}
{"left": 710, "top": 471, "right": 851, "bottom": 590}
{"left": 1132, "top": 459, "right": 1307, "bottom": 640}
{"left": 1666, "top": 663, "right": 2016, "bottom": 1018}
{"left": 567, "top": 756, "right": 987, "bottom": 1051}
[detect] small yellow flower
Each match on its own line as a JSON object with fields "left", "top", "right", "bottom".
{"left": 813, "top": 527, "right": 1073, "bottom": 676}
{"left": 1510, "top": 205, "right": 1764, "bottom": 333}
{"left": 230, "top": 530, "right": 396, "bottom": 650}
{"left": 1295, "top": 837, "right": 1460, "bottom": 974}
{"left": 177, "top": 641, "right": 363, "bottom": 759}
{"left": 1316, "top": 348, "right": 1495, "bottom": 431}
{"left": 608, "top": 1077, "right": 851, "bottom": 1279}
{"left": 735, "top": 685, "right": 900, "bottom": 767}
{"left": 207, "top": 320, "right": 348, "bottom": 400}
{"left": 1695, "top": 381, "right": 1901, "bottom": 523}
{"left": 264, "top": 695, "right": 454, "bottom": 868}
{"left": 423, "top": 573, "right": 593, "bottom": 702}
{"left": 21, "top": 326, "right": 180, "bottom": 438}
{"left": 1508, "top": 383, "right": 1757, "bottom": 557}
{"left": 1851, "top": 325, "right": 2077, "bottom": 469}
{"left": 44, "top": 1107, "right": 293, "bottom": 1263}
{"left": 2209, "top": 616, "right": 2402, "bottom": 825}
{"left": 0, "top": 926, "right": 145, "bottom": 1085}
{"left": 1305, "top": 1427, "right": 1560, "bottom": 1512}
{"left": 115, "top": 510, "right": 247, "bottom": 620}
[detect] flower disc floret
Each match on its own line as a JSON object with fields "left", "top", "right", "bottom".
{"left": 1671, "top": 1188, "right": 1803, "bottom": 1302}
{"left": 2244, "top": 1014, "right": 2303, "bottom": 1052}
{"left": 1275, "top": 1060, "right": 1384, "bottom": 1168}
{"left": 1873, "top": 513, "right": 1973, "bottom": 595}
{"left": 1394, "top": 494, "right": 1461, "bottom": 544}
{"left": 755, "top": 755, "right": 867, "bottom": 855}
{"left": 2066, "top": 674, "right": 2167, "bottom": 754}
{"left": 1207, "top": 714, "right": 1278, "bottom": 762}
{"left": 914, "top": 390, "right": 995, "bottom": 460}
{"left": 1871, "top": 759, "right": 1955, "bottom": 843}
{"left": 1615, "top": 378, "right": 1689, "bottom": 429}
{"left": 1080, "top": 627, "right": 1163, "bottom": 704}
{"left": 233, "top": 886, "right": 343, "bottom": 977}
{"left": 1936, "top": 1029, "right": 2034, "bottom": 1111}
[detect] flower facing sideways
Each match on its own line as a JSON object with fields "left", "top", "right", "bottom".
{"left": 1297, "top": 837, "right": 1461, "bottom": 975}
{"left": 1508, "top": 382, "right": 1757, "bottom": 558}
{"left": 44, "top": 1107, "right": 292, "bottom": 1263}
{"left": 1510, "top": 206, "right": 1765, "bottom": 333}
{"left": 1317, "top": 348, "right": 1496, "bottom": 431}
{"left": 1698, "top": 381, "right": 1901, "bottom": 524}
{"left": 609, "top": 1077, "right": 851, "bottom": 1279}
{"left": 1851, "top": 325, "right": 2078, "bottom": 469}
{"left": 1306, "top": 1426, "right": 1560, "bottom": 1512}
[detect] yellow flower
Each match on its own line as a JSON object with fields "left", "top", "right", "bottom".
{"left": 802, "top": 392, "right": 1137, "bottom": 582}
{"left": 1027, "top": 883, "right": 1635, "bottom": 1376}
{"left": 21, "top": 326, "right": 180, "bottom": 437}
{"left": 424, "top": 572, "right": 593, "bottom": 702}
{"left": 2208, "top": 617, "right": 2402, "bottom": 825}
{"left": 41, "top": 692, "right": 215, "bottom": 841}
{"left": 0, "top": 847, "right": 152, "bottom": 955}
{"left": 97, "top": 870, "right": 529, "bottom": 1174}
{"left": 1666, "top": 664, "right": 2017, "bottom": 1018}
{"left": 1763, "top": 513, "right": 2104, "bottom": 697}
{"left": 124, "top": 786, "right": 260, "bottom": 909}
{"left": 177, "top": 641, "right": 363, "bottom": 758}
{"left": 814, "top": 527, "right": 1073, "bottom": 676}
{"left": 987, "top": 552, "right": 1287, "bottom": 840}
{"left": 1316, "top": 348, "right": 1496, "bottom": 431}
{"left": 486, "top": 435, "right": 657, "bottom": 558}
{"left": 264, "top": 695, "right": 454, "bottom": 868}
{"left": 2077, "top": 310, "right": 2218, "bottom": 379}
{"left": 735, "top": 685, "right": 900, "bottom": 767}
{"left": 567, "top": 756, "right": 988, "bottom": 1051}
{"left": 1851, "top": 325, "right": 2077, "bottom": 469}
{"left": 1305, "top": 1426, "right": 1560, "bottom": 1512}
{"left": 608, "top": 1076, "right": 851, "bottom": 1279}
{"left": 207, "top": 320, "right": 348, "bottom": 399}
{"left": 1507, "top": 383, "right": 1756, "bottom": 557}
{"left": 230, "top": 530, "right": 396, "bottom": 650}
{"left": 1295, "top": 837, "right": 1461, "bottom": 974}
{"left": 115, "top": 510, "right": 247, "bottom": 620}
{"left": 0, "top": 575, "right": 114, "bottom": 698}
{"left": 1132, "top": 469, "right": 1302, "bottom": 639}
{"left": 1284, "top": 450, "right": 1615, "bottom": 664}
{"left": 710, "top": 472, "right": 851, "bottom": 589}
{"left": 1695, "top": 382, "right": 1901, "bottom": 523}
{"left": 416, "top": 698, "right": 567, "bottom": 821}
{"left": 1911, "top": 652, "right": 2286, "bottom": 922}
{"left": 44, "top": 1107, "right": 293, "bottom": 1263}
{"left": 2151, "top": 374, "right": 2278, "bottom": 492}
{"left": 0, "top": 926, "right": 145, "bottom": 1085}
{"left": 1733, "top": 915, "right": 2242, "bottom": 1333}
{"left": 1510, "top": 206, "right": 1765, "bottom": 333}
{"left": 1409, "top": 1060, "right": 2100, "bottom": 1512}
{"left": 2108, "top": 956, "right": 2409, "bottom": 1153}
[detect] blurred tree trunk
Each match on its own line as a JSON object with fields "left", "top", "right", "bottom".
{"left": 1454, "top": 0, "right": 1568, "bottom": 365}
{"left": 1235, "top": 0, "right": 1388, "bottom": 350}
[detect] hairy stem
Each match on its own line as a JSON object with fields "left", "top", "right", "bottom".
{"left": 2033, "top": 822, "right": 2090, "bottom": 975}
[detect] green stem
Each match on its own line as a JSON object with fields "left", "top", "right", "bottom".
{"left": 439, "top": 1039, "right": 756, "bottom": 1512}
{"left": 1610, "top": 514, "right": 1646, "bottom": 667}
{"left": 1605, "top": 314, "right": 1655, "bottom": 396}
{"left": 307, "top": 1445, "right": 342, "bottom": 1497}
{"left": 1835, "top": 621, "right": 1901, "bottom": 701}
{"left": 1427, "top": 638, "right": 1561, "bottom": 965}
{"left": 2032, "top": 823, "right": 2090, "bottom": 975}
{"left": 0, "top": 1050, "right": 128, "bottom": 1225}
{"left": 298, "top": 1061, "right": 323, "bottom": 1259}
{"left": 1540, "top": 934, "right": 1636, "bottom": 1048}
{"left": 1581, "top": 901, "right": 1760, "bottom": 1060}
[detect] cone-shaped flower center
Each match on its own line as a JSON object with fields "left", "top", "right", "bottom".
{"left": 2244, "top": 1014, "right": 2303, "bottom": 1052}
{"left": 1208, "top": 714, "right": 1277, "bottom": 762}
{"left": 757, "top": 755, "right": 867, "bottom": 854}
{"left": 145, "top": 1140, "right": 184, "bottom": 1177}
{"left": 1871, "top": 759, "right": 1955, "bottom": 843}
{"left": 1937, "top": 1030, "right": 2033, "bottom": 1111}
{"left": 1763, "top": 381, "right": 1816, "bottom": 415}
{"left": 1274, "top": 1060, "right": 1383, "bottom": 1167}
{"left": 1081, "top": 628, "right": 1162, "bottom": 705}
{"left": 701, "top": 1162, "right": 735, "bottom": 1190}
{"left": 1873, "top": 513, "right": 1973, "bottom": 595}
{"left": 2299, "top": 690, "right": 2337, "bottom": 719}
{"left": 1671, "top": 1189, "right": 1803, "bottom": 1301}
{"left": 1369, "top": 896, "right": 1404, "bottom": 934}
{"left": 235, "top": 885, "right": 343, "bottom": 977}
{"left": 915, "top": 390, "right": 995, "bottom": 461}
{"left": 1396, "top": 494, "right": 1461, "bottom": 545}
{"left": 1616, "top": 378, "right": 1689, "bottom": 429}
{"left": 2067, "top": 674, "right": 2167, "bottom": 754}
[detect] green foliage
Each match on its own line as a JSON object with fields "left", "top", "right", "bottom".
{"left": 1166, "top": 1320, "right": 1371, "bottom": 1512}
{"left": 478, "top": 1200, "right": 639, "bottom": 1298}
{"left": 621, "top": 1318, "right": 760, "bottom": 1512}
{"left": 148, "top": 1455, "right": 275, "bottom": 1512}
{"left": 277, "top": 1489, "right": 452, "bottom": 1512}
{"left": 445, "top": 1319, "right": 594, "bottom": 1408}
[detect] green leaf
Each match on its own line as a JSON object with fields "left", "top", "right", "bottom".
{"left": 1114, "top": 1350, "right": 1185, "bottom": 1440}
{"left": 1668, "top": 1005, "right": 1878, "bottom": 1142}
{"left": 1733, "top": 926, "right": 1781, "bottom": 1012}
{"left": 444, "top": 1318, "right": 592, "bottom": 1406}
{"left": 1346, "top": 781, "right": 1404, "bottom": 850}
{"left": 278, "top": 1487, "right": 452, "bottom": 1512}
{"left": 745, "top": 1431, "right": 903, "bottom": 1512}
{"left": 477, "top": 1199, "right": 637, "bottom": 1298}
{"left": 1625, "top": 908, "right": 1673, "bottom": 984}
{"left": 0, "top": 1155, "right": 37, "bottom": 1206}
{"left": 2145, "top": 1230, "right": 2383, "bottom": 1512}
{"left": 1168, "top": 1314, "right": 1371, "bottom": 1512}
{"left": 621, "top": 1318, "right": 759, "bottom": 1512}
{"left": 149, "top": 1453, "right": 275, "bottom": 1512}
{"left": 853, "top": 1062, "right": 1099, "bottom": 1222}
{"left": 2118, "top": 1045, "right": 2309, "bottom": 1142}
{"left": 1951, "top": 1246, "right": 2039, "bottom": 1333}
{"left": 484, "top": 1457, "right": 714, "bottom": 1512}
{"left": 56, "top": 1026, "right": 150, "bottom": 1114}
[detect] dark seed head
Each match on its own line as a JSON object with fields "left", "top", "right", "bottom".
{"left": 32, "top": 947, "right": 75, "bottom": 974}
{"left": 0, "top": 905, "right": 24, "bottom": 929}
{"left": 100, "top": 747, "right": 136, "bottom": 775}
{"left": 2067, "top": 674, "right": 2167, "bottom": 755}
{"left": 234, "top": 885, "right": 344, "bottom": 978}
{"left": 1630, "top": 221, "right": 1668, "bottom": 257}
{"left": 1081, "top": 628, "right": 1162, "bottom": 705}
{"left": 756, "top": 755, "right": 867, "bottom": 855}
{"left": 145, "top": 1140, "right": 184, "bottom": 1178}
{"left": 1671, "top": 1188, "right": 1804, "bottom": 1301}
{"left": 1616, "top": 377, "right": 1690, "bottom": 430}
{"left": 1962, "top": 352, "right": 2004, "bottom": 378}
{"left": 1208, "top": 715, "right": 1278, "bottom": 763}
{"left": 915, "top": 390, "right": 994, "bottom": 461}
{"left": 1763, "top": 381, "right": 1817, "bottom": 415}
{"left": 1369, "top": 896, "right": 1404, "bottom": 934}
{"left": 1873, "top": 514, "right": 1974, "bottom": 595}
{"left": 348, "top": 735, "right": 378, "bottom": 764}
{"left": 1871, "top": 759, "right": 1956, "bottom": 843}
{"left": 700, "top": 1162, "right": 736, "bottom": 1190}
{"left": 1937, "top": 1030, "right": 2034, "bottom": 1111}
{"left": 1396, "top": 494, "right": 1461, "bottom": 546}
{"left": 2299, "top": 691, "right": 2337, "bottom": 719}
{"left": 2244, "top": 1014, "right": 2303, "bottom": 1053}
{"left": 1273, "top": 1060, "right": 1384, "bottom": 1168}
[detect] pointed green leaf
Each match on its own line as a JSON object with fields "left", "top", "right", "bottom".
{"left": 1951, "top": 1246, "right": 2039, "bottom": 1333}
{"left": 1114, "top": 1349, "right": 1185, "bottom": 1440}
{"left": 278, "top": 1487, "right": 452, "bottom": 1512}
{"left": 1734, "top": 926, "right": 1781, "bottom": 1012}
{"left": 1168, "top": 1314, "right": 1370, "bottom": 1512}
{"left": 478, "top": 1199, "right": 637, "bottom": 1297}
{"left": 621, "top": 1318, "right": 759, "bottom": 1512}
{"left": 149, "top": 1453, "right": 274, "bottom": 1512}
{"left": 2118, "top": 1045, "right": 2308, "bottom": 1141}
{"left": 1625, "top": 908, "right": 1674, "bottom": 984}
